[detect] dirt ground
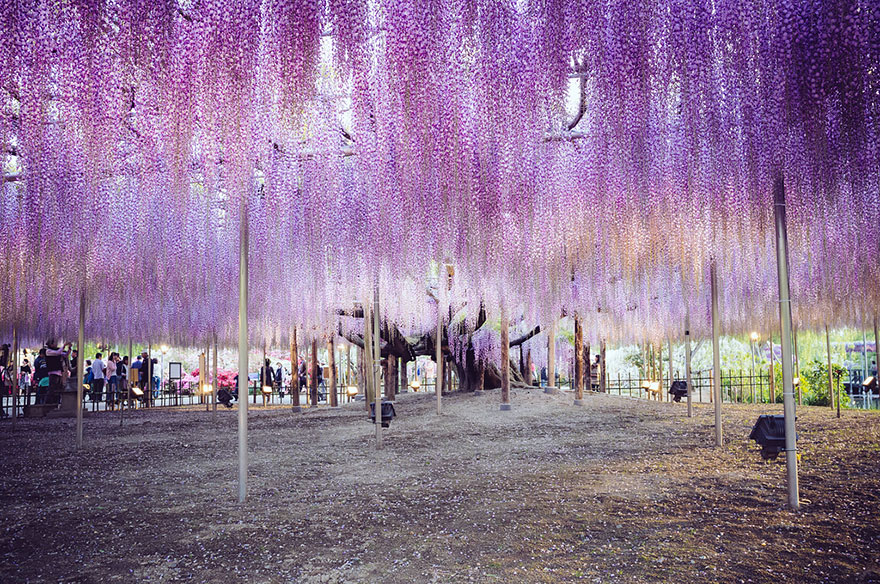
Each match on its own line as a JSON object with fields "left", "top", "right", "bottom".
{"left": 1, "top": 389, "right": 879, "bottom": 584}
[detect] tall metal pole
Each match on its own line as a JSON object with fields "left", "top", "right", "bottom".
{"left": 710, "top": 261, "right": 722, "bottom": 447}
{"left": 768, "top": 337, "right": 775, "bottom": 403}
{"left": 237, "top": 198, "right": 249, "bottom": 503}
{"left": 373, "top": 287, "right": 382, "bottom": 448}
{"left": 364, "top": 306, "right": 374, "bottom": 407}
{"left": 826, "top": 324, "right": 834, "bottom": 411}
{"left": 500, "top": 306, "right": 510, "bottom": 411}
{"left": 793, "top": 327, "right": 801, "bottom": 405}
{"left": 545, "top": 319, "right": 557, "bottom": 394}
{"left": 11, "top": 327, "right": 17, "bottom": 430}
{"left": 76, "top": 290, "right": 85, "bottom": 449}
{"left": 435, "top": 285, "right": 443, "bottom": 414}
{"left": 750, "top": 338, "right": 757, "bottom": 403}
{"left": 874, "top": 317, "right": 879, "bottom": 382}
{"left": 685, "top": 309, "right": 693, "bottom": 417}
{"left": 213, "top": 332, "right": 218, "bottom": 416}
{"left": 773, "top": 173, "right": 799, "bottom": 511}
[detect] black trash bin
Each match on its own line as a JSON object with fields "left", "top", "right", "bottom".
{"left": 669, "top": 380, "right": 688, "bottom": 402}
{"left": 748, "top": 414, "right": 795, "bottom": 460}
{"left": 369, "top": 401, "right": 396, "bottom": 428}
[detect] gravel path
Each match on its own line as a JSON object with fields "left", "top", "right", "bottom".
{"left": 1, "top": 389, "right": 878, "bottom": 583}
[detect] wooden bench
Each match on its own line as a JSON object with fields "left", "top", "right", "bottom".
{"left": 641, "top": 381, "right": 663, "bottom": 401}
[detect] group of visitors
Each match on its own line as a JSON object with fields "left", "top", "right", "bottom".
{"left": 0, "top": 341, "right": 160, "bottom": 411}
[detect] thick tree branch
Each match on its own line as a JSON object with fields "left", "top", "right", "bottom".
{"left": 510, "top": 325, "right": 542, "bottom": 347}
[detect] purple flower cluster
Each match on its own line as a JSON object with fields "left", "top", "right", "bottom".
{"left": 0, "top": 0, "right": 877, "bottom": 348}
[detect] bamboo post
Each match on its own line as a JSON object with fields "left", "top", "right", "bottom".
{"left": 710, "top": 261, "right": 722, "bottom": 447}
{"left": 772, "top": 172, "right": 799, "bottom": 511}
{"left": 768, "top": 337, "right": 775, "bottom": 403}
{"left": 500, "top": 307, "right": 511, "bottom": 411}
{"left": 600, "top": 340, "right": 607, "bottom": 394}
{"left": 667, "top": 335, "right": 674, "bottom": 400}
{"left": 237, "top": 198, "right": 249, "bottom": 503}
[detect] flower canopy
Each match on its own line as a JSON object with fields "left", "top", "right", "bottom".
{"left": 1, "top": 0, "right": 878, "bottom": 346}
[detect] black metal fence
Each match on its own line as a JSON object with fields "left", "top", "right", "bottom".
{"left": 0, "top": 375, "right": 459, "bottom": 418}
{"left": 607, "top": 369, "right": 880, "bottom": 409}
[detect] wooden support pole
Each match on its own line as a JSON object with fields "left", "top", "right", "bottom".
{"left": 599, "top": 340, "right": 607, "bottom": 394}
{"left": 526, "top": 349, "right": 533, "bottom": 386}
{"left": 328, "top": 337, "right": 338, "bottom": 407}
{"left": 500, "top": 307, "right": 511, "bottom": 411}
{"left": 574, "top": 316, "right": 584, "bottom": 405}
{"left": 584, "top": 342, "right": 591, "bottom": 393}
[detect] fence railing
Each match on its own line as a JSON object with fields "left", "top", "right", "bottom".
{"left": 606, "top": 369, "right": 880, "bottom": 409}
{"left": 0, "top": 374, "right": 460, "bottom": 418}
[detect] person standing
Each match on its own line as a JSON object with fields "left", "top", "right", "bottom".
{"left": 260, "top": 359, "right": 274, "bottom": 392}
{"left": 19, "top": 358, "right": 32, "bottom": 405}
{"left": 274, "top": 363, "right": 284, "bottom": 399}
{"left": 137, "top": 352, "right": 150, "bottom": 406}
{"left": 118, "top": 356, "right": 129, "bottom": 408}
{"left": 45, "top": 340, "right": 71, "bottom": 405}
{"left": 33, "top": 348, "right": 48, "bottom": 404}
{"left": 68, "top": 349, "right": 79, "bottom": 391}
{"left": 90, "top": 352, "right": 105, "bottom": 406}
{"left": 105, "top": 353, "right": 118, "bottom": 410}
{"left": 298, "top": 357, "right": 307, "bottom": 395}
